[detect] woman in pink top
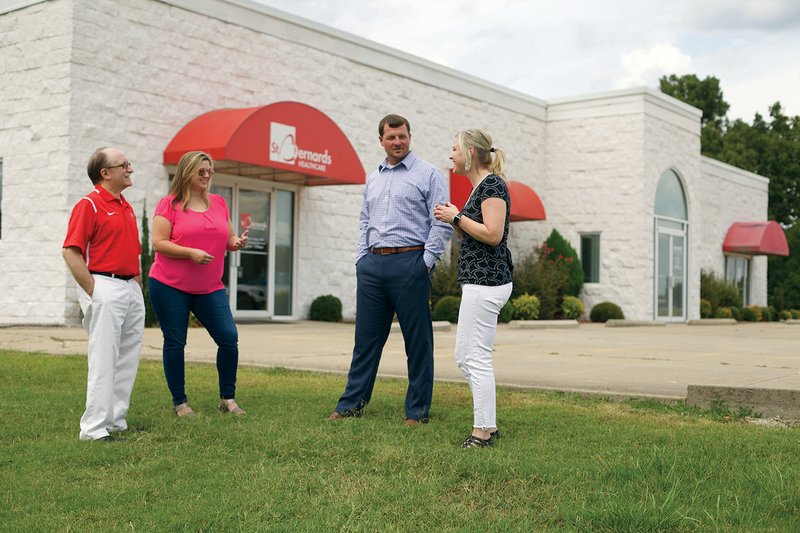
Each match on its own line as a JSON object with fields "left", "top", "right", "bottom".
{"left": 149, "top": 151, "right": 249, "bottom": 417}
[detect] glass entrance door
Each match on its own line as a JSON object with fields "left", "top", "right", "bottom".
{"left": 236, "top": 189, "right": 270, "bottom": 313}
{"left": 655, "top": 227, "right": 686, "bottom": 321}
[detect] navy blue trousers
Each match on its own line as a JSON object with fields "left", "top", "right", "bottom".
{"left": 148, "top": 277, "right": 239, "bottom": 406}
{"left": 336, "top": 250, "right": 434, "bottom": 420}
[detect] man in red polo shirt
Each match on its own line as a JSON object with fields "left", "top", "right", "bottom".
{"left": 63, "top": 147, "right": 145, "bottom": 441}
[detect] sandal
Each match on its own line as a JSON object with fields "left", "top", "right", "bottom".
{"left": 219, "top": 398, "right": 246, "bottom": 415}
{"left": 174, "top": 402, "right": 195, "bottom": 418}
{"left": 460, "top": 434, "right": 492, "bottom": 448}
{"left": 490, "top": 429, "right": 501, "bottom": 439}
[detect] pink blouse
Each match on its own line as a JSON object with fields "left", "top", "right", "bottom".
{"left": 148, "top": 194, "right": 230, "bottom": 294}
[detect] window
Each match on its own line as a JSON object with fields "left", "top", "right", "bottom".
{"left": 581, "top": 233, "right": 600, "bottom": 283}
{"left": 725, "top": 255, "right": 750, "bottom": 305}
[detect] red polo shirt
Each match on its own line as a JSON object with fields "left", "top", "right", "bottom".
{"left": 63, "top": 186, "right": 141, "bottom": 276}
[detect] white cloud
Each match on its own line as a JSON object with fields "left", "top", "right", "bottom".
{"left": 615, "top": 43, "right": 694, "bottom": 89}
{"left": 251, "top": 0, "right": 799, "bottom": 119}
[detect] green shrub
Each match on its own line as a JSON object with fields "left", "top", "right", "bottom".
{"left": 740, "top": 307, "right": 757, "bottom": 322}
{"left": 589, "top": 301, "right": 624, "bottom": 323}
{"left": 779, "top": 309, "right": 792, "bottom": 320}
{"left": 498, "top": 301, "right": 514, "bottom": 323}
{"left": 432, "top": 295, "right": 461, "bottom": 323}
{"left": 700, "top": 298, "right": 712, "bottom": 318}
{"left": 715, "top": 306, "right": 734, "bottom": 319}
{"left": 700, "top": 271, "right": 743, "bottom": 315}
{"left": 792, "top": 310, "right": 800, "bottom": 319}
{"left": 730, "top": 306, "right": 741, "bottom": 321}
{"left": 542, "top": 229, "right": 583, "bottom": 297}
{"left": 561, "top": 295, "right": 585, "bottom": 320}
{"left": 309, "top": 295, "right": 342, "bottom": 322}
{"left": 767, "top": 306, "right": 778, "bottom": 321}
{"left": 429, "top": 253, "right": 460, "bottom": 310}
{"left": 745, "top": 305, "right": 763, "bottom": 322}
{"left": 511, "top": 251, "right": 537, "bottom": 299}
{"left": 513, "top": 229, "right": 583, "bottom": 320}
{"left": 511, "top": 293, "right": 540, "bottom": 320}
{"left": 140, "top": 203, "right": 158, "bottom": 327}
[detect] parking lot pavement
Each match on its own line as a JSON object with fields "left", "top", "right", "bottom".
{"left": 4, "top": 320, "right": 800, "bottom": 400}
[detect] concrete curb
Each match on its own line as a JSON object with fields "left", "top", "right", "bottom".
{"left": 687, "top": 318, "right": 737, "bottom": 326}
{"left": 508, "top": 320, "right": 579, "bottom": 330}
{"left": 605, "top": 320, "right": 666, "bottom": 327}
{"left": 686, "top": 385, "right": 800, "bottom": 420}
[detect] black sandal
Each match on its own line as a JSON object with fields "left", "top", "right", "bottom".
{"left": 490, "top": 429, "right": 501, "bottom": 439}
{"left": 460, "top": 434, "right": 492, "bottom": 448}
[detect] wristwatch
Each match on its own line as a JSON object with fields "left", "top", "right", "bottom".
{"left": 452, "top": 212, "right": 462, "bottom": 227}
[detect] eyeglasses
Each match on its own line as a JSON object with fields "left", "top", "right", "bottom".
{"left": 105, "top": 161, "right": 132, "bottom": 170}
{"left": 197, "top": 168, "right": 215, "bottom": 176}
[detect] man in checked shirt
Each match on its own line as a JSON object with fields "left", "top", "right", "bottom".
{"left": 328, "top": 114, "right": 453, "bottom": 425}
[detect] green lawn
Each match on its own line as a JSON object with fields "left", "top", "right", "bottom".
{"left": 1, "top": 350, "right": 798, "bottom": 532}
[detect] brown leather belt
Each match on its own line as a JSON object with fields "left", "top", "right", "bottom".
{"left": 371, "top": 245, "right": 425, "bottom": 255}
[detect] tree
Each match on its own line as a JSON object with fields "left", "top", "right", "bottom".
{"left": 660, "top": 75, "right": 800, "bottom": 226}
{"left": 768, "top": 224, "right": 800, "bottom": 310}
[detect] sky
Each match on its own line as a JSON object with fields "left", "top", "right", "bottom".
{"left": 251, "top": 0, "right": 800, "bottom": 122}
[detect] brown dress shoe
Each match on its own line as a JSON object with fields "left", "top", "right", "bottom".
{"left": 327, "top": 411, "right": 345, "bottom": 420}
{"left": 405, "top": 418, "right": 428, "bottom": 426}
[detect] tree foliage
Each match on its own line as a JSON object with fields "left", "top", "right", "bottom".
{"left": 768, "top": 224, "right": 800, "bottom": 310}
{"left": 660, "top": 74, "right": 800, "bottom": 226}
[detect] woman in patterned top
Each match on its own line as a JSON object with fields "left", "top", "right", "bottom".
{"left": 434, "top": 129, "right": 513, "bottom": 448}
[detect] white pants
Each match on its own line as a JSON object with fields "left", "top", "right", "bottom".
{"left": 77, "top": 275, "right": 145, "bottom": 440}
{"left": 455, "top": 283, "right": 513, "bottom": 430}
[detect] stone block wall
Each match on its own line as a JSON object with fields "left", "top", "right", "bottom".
{"left": 0, "top": 0, "right": 74, "bottom": 324}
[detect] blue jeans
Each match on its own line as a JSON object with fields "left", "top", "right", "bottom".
{"left": 335, "top": 250, "right": 434, "bottom": 420}
{"left": 148, "top": 277, "right": 239, "bottom": 406}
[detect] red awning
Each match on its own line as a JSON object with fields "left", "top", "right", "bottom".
{"left": 164, "top": 101, "right": 365, "bottom": 186}
{"left": 449, "top": 171, "right": 546, "bottom": 222}
{"left": 722, "top": 221, "right": 789, "bottom": 256}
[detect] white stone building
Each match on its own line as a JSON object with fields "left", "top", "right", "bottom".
{"left": 0, "top": 0, "right": 786, "bottom": 325}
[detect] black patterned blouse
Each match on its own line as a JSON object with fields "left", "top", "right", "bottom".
{"left": 456, "top": 174, "right": 514, "bottom": 286}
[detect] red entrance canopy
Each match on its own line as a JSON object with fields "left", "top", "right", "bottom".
{"left": 450, "top": 171, "right": 546, "bottom": 222}
{"left": 164, "top": 101, "right": 365, "bottom": 186}
{"left": 722, "top": 221, "right": 789, "bottom": 256}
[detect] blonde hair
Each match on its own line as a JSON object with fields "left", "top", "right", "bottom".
{"left": 170, "top": 151, "right": 213, "bottom": 211}
{"left": 456, "top": 129, "right": 507, "bottom": 181}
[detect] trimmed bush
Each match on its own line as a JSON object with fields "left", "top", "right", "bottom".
{"left": 740, "top": 307, "right": 757, "bottom": 322}
{"left": 432, "top": 295, "right": 461, "bottom": 323}
{"left": 309, "top": 295, "right": 342, "bottom": 322}
{"left": 792, "top": 310, "right": 800, "bottom": 319}
{"left": 561, "top": 295, "right": 585, "bottom": 320}
{"left": 745, "top": 305, "right": 763, "bottom": 322}
{"left": 763, "top": 306, "right": 777, "bottom": 322}
{"left": 730, "top": 306, "right": 741, "bottom": 321}
{"left": 700, "top": 299, "right": 712, "bottom": 318}
{"left": 715, "top": 306, "right": 734, "bottom": 319}
{"left": 511, "top": 293, "right": 540, "bottom": 320}
{"left": 779, "top": 310, "right": 793, "bottom": 321}
{"left": 589, "top": 301, "right": 624, "bottom": 323}
{"left": 498, "top": 301, "right": 514, "bottom": 323}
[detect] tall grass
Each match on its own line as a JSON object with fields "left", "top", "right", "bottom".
{"left": 1, "top": 350, "right": 798, "bottom": 531}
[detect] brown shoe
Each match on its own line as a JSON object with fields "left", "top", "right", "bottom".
{"left": 404, "top": 418, "right": 429, "bottom": 426}
{"left": 327, "top": 411, "right": 345, "bottom": 420}
{"left": 174, "top": 402, "right": 195, "bottom": 418}
{"left": 218, "top": 399, "right": 246, "bottom": 415}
